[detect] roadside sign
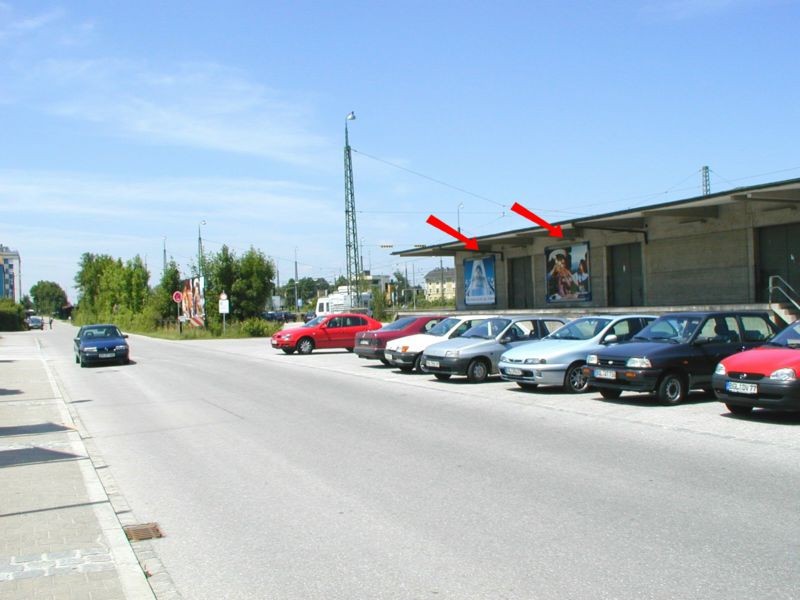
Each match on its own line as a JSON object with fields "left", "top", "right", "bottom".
{"left": 219, "top": 291, "right": 229, "bottom": 314}
{"left": 172, "top": 291, "right": 183, "bottom": 303}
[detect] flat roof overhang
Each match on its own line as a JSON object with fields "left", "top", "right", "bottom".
{"left": 393, "top": 178, "right": 800, "bottom": 258}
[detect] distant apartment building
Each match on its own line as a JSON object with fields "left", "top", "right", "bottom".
{"left": 0, "top": 244, "right": 21, "bottom": 302}
{"left": 424, "top": 267, "right": 456, "bottom": 301}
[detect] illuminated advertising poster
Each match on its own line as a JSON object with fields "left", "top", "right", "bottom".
{"left": 464, "top": 256, "right": 496, "bottom": 305}
{"left": 545, "top": 242, "right": 591, "bottom": 303}
{"left": 181, "top": 276, "right": 206, "bottom": 326}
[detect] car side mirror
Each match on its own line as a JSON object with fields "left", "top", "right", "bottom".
{"left": 603, "top": 334, "right": 618, "bottom": 344}
{"left": 499, "top": 336, "right": 512, "bottom": 344}
{"left": 123, "top": 334, "right": 129, "bottom": 338}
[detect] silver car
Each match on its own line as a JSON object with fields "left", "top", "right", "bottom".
{"left": 420, "top": 316, "right": 566, "bottom": 383}
{"left": 497, "top": 314, "right": 656, "bottom": 393}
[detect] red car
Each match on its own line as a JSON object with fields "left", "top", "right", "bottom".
{"left": 713, "top": 319, "right": 799, "bottom": 416}
{"left": 271, "top": 313, "right": 382, "bottom": 355}
{"left": 354, "top": 315, "right": 446, "bottom": 366}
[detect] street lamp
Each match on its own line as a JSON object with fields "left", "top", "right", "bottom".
{"left": 457, "top": 203, "right": 464, "bottom": 233}
{"left": 197, "top": 220, "right": 206, "bottom": 278}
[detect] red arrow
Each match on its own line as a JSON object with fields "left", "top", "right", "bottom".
{"left": 510, "top": 202, "right": 563, "bottom": 238}
{"left": 426, "top": 215, "right": 479, "bottom": 250}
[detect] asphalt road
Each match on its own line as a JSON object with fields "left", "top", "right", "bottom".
{"left": 42, "top": 322, "right": 800, "bottom": 600}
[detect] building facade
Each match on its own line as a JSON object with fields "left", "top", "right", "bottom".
{"left": 397, "top": 178, "right": 800, "bottom": 320}
{"left": 424, "top": 267, "right": 456, "bottom": 301}
{"left": 0, "top": 244, "right": 21, "bottom": 303}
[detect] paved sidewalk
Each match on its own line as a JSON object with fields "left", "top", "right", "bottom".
{"left": 0, "top": 331, "right": 156, "bottom": 600}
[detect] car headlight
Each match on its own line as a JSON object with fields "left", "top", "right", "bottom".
{"left": 115, "top": 344, "right": 128, "bottom": 351}
{"left": 83, "top": 346, "right": 98, "bottom": 353}
{"left": 587, "top": 354, "right": 598, "bottom": 365}
{"left": 770, "top": 368, "right": 796, "bottom": 381}
{"left": 626, "top": 357, "right": 651, "bottom": 368}
{"left": 523, "top": 358, "right": 546, "bottom": 365}
{"left": 445, "top": 350, "right": 459, "bottom": 358}
{"left": 714, "top": 363, "right": 727, "bottom": 376}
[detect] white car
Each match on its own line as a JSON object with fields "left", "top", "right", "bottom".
{"left": 384, "top": 314, "right": 493, "bottom": 373}
{"left": 497, "top": 314, "right": 656, "bottom": 393}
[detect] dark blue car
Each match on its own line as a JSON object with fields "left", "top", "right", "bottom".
{"left": 74, "top": 324, "right": 130, "bottom": 367}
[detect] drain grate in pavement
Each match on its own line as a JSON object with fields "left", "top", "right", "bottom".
{"left": 123, "top": 522, "right": 164, "bottom": 541}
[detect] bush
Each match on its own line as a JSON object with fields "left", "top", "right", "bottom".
{"left": 0, "top": 299, "right": 25, "bottom": 331}
{"left": 240, "top": 317, "right": 280, "bottom": 337}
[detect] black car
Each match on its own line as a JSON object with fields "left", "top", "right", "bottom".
{"left": 74, "top": 323, "right": 130, "bottom": 367}
{"left": 585, "top": 311, "right": 777, "bottom": 405}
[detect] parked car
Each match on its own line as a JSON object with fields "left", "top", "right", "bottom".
{"left": 586, "top": 311, "right": 777, "bottom": 405}
{"left": 422, "top": 316, "right": 566, "bottom": 383}
{"left": 74, "top": 323, "right": 130, "bottom": 367}
{"left": 499, "top": 314, "right": 655, "bottom": 393}
{"left": 270, "top": 313, "right": 382, "bottom": 355}
{"left": 354, "top": 315, "right": 446, "bottom": 365}
{"left": 302, "top": 311, "right": 316, "bottom": 323}
{"left": 27, "top": 315, "right": 44, "bottom": 330}
{"left": 712, "top": 318, "right": 799, "bottom": 416}
{"left": 384, "top": 314, "right": 492, "bottom": 373}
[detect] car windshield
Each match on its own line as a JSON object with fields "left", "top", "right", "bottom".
{"left": 547, "top": 317, "right": 611, "bottom": 341}
{"left": 461, "top": 318, "right": 511, "bottom": 340}
{"left": 427, "top": 317, "right": 461, "bottom": 336}
{"left": 381, "top": 316, "right": 418, "bottom": 331}
{"left": 765, "top": 322, "right": 800, "bottom": 348}
{"left": 632, "top": 316, "right": 702, "bottom": 343}
{"left": 303, "top": 316, "right": 326, "bottom": 327}
{"left": 82, "top": 326, "right": 121, "bottom": 339}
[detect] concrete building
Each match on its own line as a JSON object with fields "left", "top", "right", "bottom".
{"left": 424, "top": 267, "right": 456, "bottom": 301}
{"left": 0, "top": 244, "right": 21, "bottom": 303}
{"left": 395, "top": 177, "right": 800, "bottom": 323}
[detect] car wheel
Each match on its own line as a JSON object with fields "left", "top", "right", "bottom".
{"left": 297, "top": 338, "right": 314, "bottom": 355}
{"left": 466, "top": 358, "right": 490, "bottom": 383}
{"left": 379, "top": 358, "right": 391, "bottom": 366}
{"left": 516, "top": 382, "right": 538, "bottom": 391}
{"left": 434, "top": 373, "right": 451, "bottom": 381}
{"left": 345, "top": 347, "right": 354, "bottom": 353}
{"left": 657, "top": 372, "right": 686, "bottom": 405}
{"left": 599, "top": 388, "right": 622, "bottom": 400}
{"left": 563, "top": 362, "right": 589, "bottom": 393}
{"left": 75, "top": 354, "right": 79, "bottom": 364}
{"left": 398, "top": 366, "right": 414, "bottom": 373}
{"left": 282, "top": 348, "right": 295, "bottom": 355}
{"left": 412, "top": 354, "right": 423, "bottom": 373}
{"left": 79, "top": 357, "right": 86, "bottom": 368}
{"left": 726, "top": 403, "right": 753, "bottom": 416}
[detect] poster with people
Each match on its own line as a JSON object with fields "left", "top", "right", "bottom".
{"left": 181, "top": 276, "right": 206, "bottom": 327}
{"left": 464, "top": 257, "right": 496, "bottom": 305}
{"left": 545, "top": 242, "right": 591, "bottom": 303}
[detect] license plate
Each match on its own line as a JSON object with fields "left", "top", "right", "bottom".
{"left": 426, "top": 360, "right": 440, "bottom": 368}
{"left": 594, "top": 368, "right": 616, "bottom": 380}
{"left": 99, "top": 352, "right": 115, "bottom": 359}
{"left": 359, "top": 339, "right": 370, "bottom": 345}
{"left": 505, "top": 367, "right": 523, "bottom": 376}
{"left": 726, "top": 381, "right": 757, "bottom": 394}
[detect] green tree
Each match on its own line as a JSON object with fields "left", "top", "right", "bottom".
{"left": 29, "top": 281, "right": 68, "bottom": 315}
{"left": 150, "top": 260, "right": 182, "bottom": 321}
{"left": 74, "top": 253, "right": 116, "bottom": 313}
{"left": 230, "top": 247, "right": 274, "bottom": 319}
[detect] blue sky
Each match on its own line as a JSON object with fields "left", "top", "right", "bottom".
{"left": 1, "top": 0, "right": 798, "bottom": 302}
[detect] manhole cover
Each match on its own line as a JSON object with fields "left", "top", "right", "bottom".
{"left": 123, "top": 522, "right": 164, "bottom": 541}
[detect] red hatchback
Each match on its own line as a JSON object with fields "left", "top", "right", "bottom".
{"left": 713, "top": 319, "right": 800, "bottom": 416}
{"left": 354, "top": 315, "right": 446, "bottom": 366}
{"left": 271, "top": 313, "right": 382, "bottom": 355}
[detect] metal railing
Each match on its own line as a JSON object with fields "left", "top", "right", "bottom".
{"left": 768, "top": 275, "right": 800, "bottom": 314}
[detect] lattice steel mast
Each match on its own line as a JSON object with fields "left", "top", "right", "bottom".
{"left": 344, "top": 112, "right": 362, "bottom": 301}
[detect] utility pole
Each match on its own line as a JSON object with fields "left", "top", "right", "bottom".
{"left": 294, "top": 247, "right": 299, "bottom": 311}
{"left": 344, "top": 111, "right": 362, "bottom": 304}
{"left": 440, "top": 257, "right": 445, "bottom": 303}
{"left": 162, "top": 237, "right": 167, "bottom": 276}
{"left": 701, "top": 165, "right": 711, "bottom": 196}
